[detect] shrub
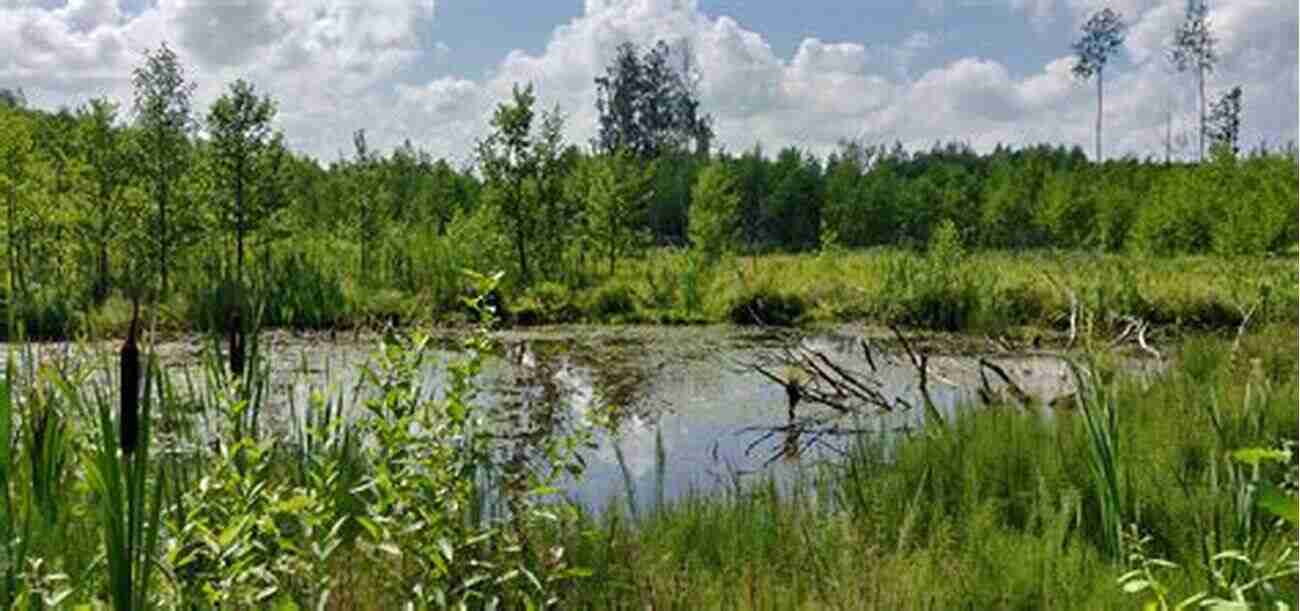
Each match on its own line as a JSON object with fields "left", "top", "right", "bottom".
{"left": 876, "top": 220, "right": 981, "bottom": 331}
{"left": 584, "top": 282, "right": 642, "bottom": 321}
{"left": 726, "top": 288, "right": 807, "bottom": 326}
{"left": 512, "top": 281, "right": 578, "bottom": 325}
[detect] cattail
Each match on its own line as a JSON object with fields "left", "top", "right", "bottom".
{"left": 120, "top": 301, "right": 141, "bottom": 456}
{"left": 228, "top": 308, "right": 244, "bottom": 379}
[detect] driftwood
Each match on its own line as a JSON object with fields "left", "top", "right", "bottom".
{"left": 977, "top": 357, "right": 1031, "bottom": 408}
{"left": 739, "top": 325, "right": 953, "bottom": 464}
{"left": 1112, "top": 315, "right": 1161, "bottom": 360}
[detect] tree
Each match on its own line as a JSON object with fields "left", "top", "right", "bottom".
{"left": 1207, "top": 85, "right": 1242, "bottom": 156}
{"left": 0, "top": 107, "right": 37, "bottom": 301}
{"left": 348, "top": 129, "right": 385, "bottom": 281}
{"left": 0, "top": 88, "right": 25, "bottom": 109}
{"left": 688, "top": 161, "right": 741, "bottom": 261}
{"left": 571, "top": 150, "right": 654, "bottom": 276}
{"left": 477, "top": 84, "right": 573, "bottom": 286}
{"left": 132, "top": 42, "right": 197, "bottom": 298}
{"left": 207, "top": 79, "right": 285, "bottom": 286}
{"left": 1170, "top": 0, "right": 1217, "bottom": 162}
{"left": 76, "top": 97, "right": 132, "bottom": 302}
{"left": 1072, "top": 7, "right": 1126, "bottom": 163}
{"left": 594, "top": 40, "right": 713, "bottom": 159}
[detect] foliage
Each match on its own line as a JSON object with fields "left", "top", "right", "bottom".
{"left": 1208, "top": 85, "right": 1243, "bottom": 156}
{"left": 593, "top": 40, "right": 713, "bottom": 158}
{"left": 131, "top": 42, "right": 198, "bottom": 298}
{"left": 687, "top": 160, "right": 741, "bottom": 261}
{"left": 571, "top": 150, "right": 654, "bottom": 276}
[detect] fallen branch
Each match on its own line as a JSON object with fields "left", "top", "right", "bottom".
{"left": 890, "top": 325, "right": 943, "bottom": 427}
{"left": 978, "top": 357, "right": 1031, "bottom": 408}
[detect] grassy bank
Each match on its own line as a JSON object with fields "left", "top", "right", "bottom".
{"left": 27, "top": 245, "right": 1299, "bottom": 341}
{"left": 562, "top": 325, "right": 1299, "bottom": 608}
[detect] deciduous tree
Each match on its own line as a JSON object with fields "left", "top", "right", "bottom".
{"left": 132, "top": 42, "right": 197, "bottom": 298}
{"left": 207, "top": 79, "right": 285, "bottom": 286}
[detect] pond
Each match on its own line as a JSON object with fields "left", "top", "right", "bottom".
{"left": 4, "top": 325, "right": 1087, "bottom": 515}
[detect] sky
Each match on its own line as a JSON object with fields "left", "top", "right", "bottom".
{"left": 3, "top": 0, "right": 1296, "bottom": 164}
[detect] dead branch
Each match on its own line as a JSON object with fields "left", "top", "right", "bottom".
{"left": 978, "top": 357, "right": 1032, "bottom": 408}
{"left": 861, "top": 338, "right": 877, "bottom": 372}
{"left": 891, "top": 325, "right": 943, "bottom": 426}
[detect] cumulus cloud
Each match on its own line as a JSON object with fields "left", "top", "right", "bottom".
{"left": 1, "top": 0, "right": 1294, "bottom": 162}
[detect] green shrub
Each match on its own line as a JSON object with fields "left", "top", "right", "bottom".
{"left": 726, "top": 287, "right": 807, "bottom": 326}
{"left": 512, "top": 281, "right": 578, "bottom": 325}
{"left": 584, "top": 282, "right": 642, "bottom": 321}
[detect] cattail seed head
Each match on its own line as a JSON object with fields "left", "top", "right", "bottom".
{"left": 120, "top": 303, "right": 141, "bottom": 455}
{"left": 228, "top": 308, "right": 244, "bottom": 379}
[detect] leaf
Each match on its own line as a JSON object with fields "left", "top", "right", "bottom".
{"left": 1231, "top": 447, "right": 1290, "bottom": 467}
{"left": 438, "top": 538, "right": 454, "bottom": 563}
{"left": 1255, "top": 483, "right": 1300, "bottom": 527}
{"left": 1121, "top": 579, "right": 1151, "bottom": 593}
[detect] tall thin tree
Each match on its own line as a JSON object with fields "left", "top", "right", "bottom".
{"left": 1072, "top": 8, "right": 1126, "bottom": 163}
{"left": 1170, "top": 0, "right": 1217, "bottom": 162}
{"left": 77, "top": 97, "right": 131, "bottom": 303}
{"left": 131, "top": 42, "right": 196, "bottom": 298}
{"left": 207, "top": 79, "right": 282, "bottom": 287}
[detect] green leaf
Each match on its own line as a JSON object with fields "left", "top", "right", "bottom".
{"left": 1121, "top": 579, "right": 1150, "bottom": 593}
{"left": 1231, "top": 447, "right": 1291, "bottom": 467}
{"left": 1255, "top": 483, "right": 1300, "bottom": 526}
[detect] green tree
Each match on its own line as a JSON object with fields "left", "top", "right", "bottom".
{"left": 76, "top": 97, "right": 133, "bottom": 302}
{"left": 1170, "top": 0, "right": 1217, "bottom": 162}
{"left": 476, "top": 84, "right": 573, "bottom": 286}
{"left": 131, "top": 42, "right": 197, "bottom": 298}
{"left": 0, "top": 107, "right": 38, "bottom": 300}
{"left": 688, "top": 160, "right": 741, "bottom": 261}
{"left": 1072, "top": 7, "right": 1127, "bottom": 162}
{"left": 1207, "top": 85, "right": 1242, "bottom": 156}
{"left": 207, "top": 79, "right": 286, "bottom": 286}
{"left": 594, "top": 40, "right": 713, "bottom": 158}
{"left": 572, "top": 150, "right": 654, "bottom": 276}
{"left": 348, "top": 129, "right": 385, "bottom": 281}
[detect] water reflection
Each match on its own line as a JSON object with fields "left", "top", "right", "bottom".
{"left": 2, "top": 327, "right": 1083, "bottom": 516}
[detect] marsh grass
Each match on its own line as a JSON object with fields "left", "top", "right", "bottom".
{"left": 560, "top": 324, "right": 1299, "bottom": 609}
{"left": 0, "top": 265, "right": 1291, "bottom": 607}
{"left": 18, "top": 245, "right": 1295, "bottom": 339}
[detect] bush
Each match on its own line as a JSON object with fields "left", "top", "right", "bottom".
{"left": 726, "top": 288, "right": 807, "bottom": 326}
{"left": 876, "top": 220, "right": 981, "bottom": 331}
{"left": 512, "top": 281, "right": 578, "bottom": 325}
{"left": 583, "top": 282, "right": 642, "bottom": 321}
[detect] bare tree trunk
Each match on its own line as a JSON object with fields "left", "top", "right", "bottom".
{"left": 1096, "top": 68, "right": 1104, "bottom": 162}
{"left": 1197, "top": 65, "right": 1206, "bottom": 162}
{"left": 1165, "top": 106, "right": 1173, "bottom": 165}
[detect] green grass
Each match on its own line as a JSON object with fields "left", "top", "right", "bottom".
{"left": 6, "top": 243, "right": 1295, "bottom": 341}
{"left": 558, "top": 324, "right": 1300, "bottom": 609}
{"left": 0, "top": 267, "right": 1292, "bottom": 608}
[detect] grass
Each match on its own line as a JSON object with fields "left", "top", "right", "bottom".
{"left": 7, "top": 244, "right": 1294, "bottom": 341}
{"left": 0, "top": 267, "right": 1291, "bottom": 608}
{"left": 558, "top": 324, "right": 1299, "bottom": 609}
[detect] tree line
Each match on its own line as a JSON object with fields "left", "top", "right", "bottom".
{"left": 0, "top": 33, "right": 1294, "bottom": 333}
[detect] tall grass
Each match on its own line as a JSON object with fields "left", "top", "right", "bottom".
{"left": 560, "top": 325, "right": 1299, "bottom": 609}
{"left": 17, "top": 243, "right": 1296, "bottom": 338}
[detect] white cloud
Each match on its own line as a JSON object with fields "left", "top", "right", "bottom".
{"left": 1, "top": 0, "right": 1294, "bottom": 163}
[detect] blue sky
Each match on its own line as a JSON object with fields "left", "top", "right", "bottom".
{"left": 3, "top": 0, "right": 1295, "bottom": 162}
